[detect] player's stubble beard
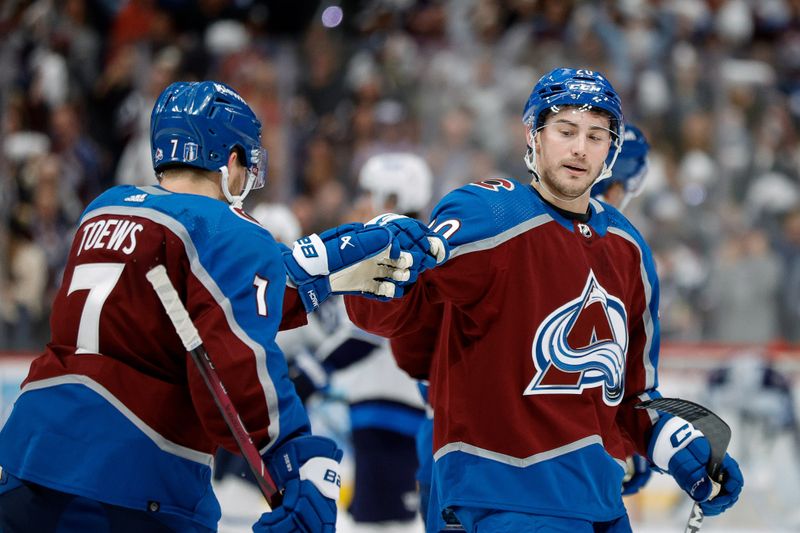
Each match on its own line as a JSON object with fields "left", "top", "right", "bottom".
{"left": 534, "top": 149, "right": 600, "bottom": 205}
{"left": 539, "top": 166, "right": 596, "bottom": 201}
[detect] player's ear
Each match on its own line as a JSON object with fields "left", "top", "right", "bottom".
{"left": 227, "top": 149, "right": 239, "bottom": 169}
{"left": 529, "top": 127, "right": 542, "bottom": 155}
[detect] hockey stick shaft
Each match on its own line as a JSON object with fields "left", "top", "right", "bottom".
{"left": 146, "top": 265, "right": 281, "bottom": 507}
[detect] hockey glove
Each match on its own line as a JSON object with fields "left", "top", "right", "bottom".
{"left": 253, "top": 436, "right": 343, "bottom": 533}
{"left": 283, "top": 223, "right": 413, "bottom": 312}
{"left": 367, "top": 214, "right": 450, "bottom": 284}
{"left": 648, "top": 416, "right": 743, "bottom": 516}
{"left": 621, "top": 453, "right": 652, "bottom": 495}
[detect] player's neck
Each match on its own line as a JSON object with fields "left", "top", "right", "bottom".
{"left": 159, "top": 170, "right": 224, "bottom": 201}
{"left": 530, "top": 178, "right": 590, "bottom": 215}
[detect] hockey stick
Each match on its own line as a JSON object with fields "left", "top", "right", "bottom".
{"left": 636, "top": 398, "right": 731, "bottom": 533}
{"left": 146, "top": 265, "right": 281, "bottom": 508}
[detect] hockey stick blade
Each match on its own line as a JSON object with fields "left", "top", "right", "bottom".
{"left": 636, "top": 398, "right": 731, "bottom": 533}
{"left": 146, "top": 265, "right": 282, "bottom": 508}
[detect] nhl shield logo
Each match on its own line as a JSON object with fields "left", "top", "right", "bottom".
{"left": 524, "top": 270, "right": 628, "bottom": 406}
{"left": 578, "top": 223, "right": 592, "bottom": 238}
{"left": 184, "top": 142, "right": 199, "bottom": 162}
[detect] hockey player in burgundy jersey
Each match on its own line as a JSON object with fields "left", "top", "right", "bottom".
{"left": 346, "top": 69, "right": 743, "bottom": 532}
{"left": 0, "top": 81, "right": 446, "bottom": 533}
{"left": 413, "top": 121, "right": 657, "bottom": 532}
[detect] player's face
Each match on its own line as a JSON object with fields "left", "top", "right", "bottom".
{"left": 533, "top": 109, "right": 613, "bottom": 201}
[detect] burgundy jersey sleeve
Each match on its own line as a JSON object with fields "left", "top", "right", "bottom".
{"left": 279, "top": 286, "right": 309, "bottom": 331}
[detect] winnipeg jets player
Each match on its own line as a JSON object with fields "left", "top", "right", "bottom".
{"left": 282, "top": 153, "right": 435, "bottom": 532}
{"left": 341, "top": 153, "right": 433, "bottom": 531}
{"left": 0, "top": 81, "right": 445, "bottom": 533}
{"left": 706, "top": 351, "right": 799, "bottom": 527}
{"left": 346, "top": 68, "right": 743, "bottom": 532}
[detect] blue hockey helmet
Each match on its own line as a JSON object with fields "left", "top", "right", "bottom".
{"left": 150, "top": 81, "right": 267, "bottom": 206}
{"left": 591, "top": 123, "right": 650, "bottom": 210}
{"left": 522, "top": 68, "right": 624, "bottom": 182}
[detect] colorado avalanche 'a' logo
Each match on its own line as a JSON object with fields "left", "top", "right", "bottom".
{"left": 523, "top": 270, "right": 628, "bottom": 406}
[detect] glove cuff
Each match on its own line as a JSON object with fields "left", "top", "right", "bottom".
{"left": 290, "top": 234, "right": 329, "bottom": 276}
{"left": 265, "top": 436, "right": 344, "bottom": 503}
{"left": 265, "top": 435, "right": 343, "bottom": 488}
{"left": 647, "top": 415, "right": 704, "bottom": 472}
{"left": 282, "top": 242, "right": 331, "bottom": 312}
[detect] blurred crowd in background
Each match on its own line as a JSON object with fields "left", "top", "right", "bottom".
{"left": 3, "top": 0, "right": 800, "bottom": 350}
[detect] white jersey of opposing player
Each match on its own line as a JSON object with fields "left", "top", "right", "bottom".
{"left": 277, "top": 297, "right": 424, "bottom": 409}
{"left": 359, "top": 152, "right": 433, "bottom": 215}
{"left": 250, "top": 203, "right": 302, "bottom": 244}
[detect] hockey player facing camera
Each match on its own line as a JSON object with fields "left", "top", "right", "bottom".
{"left": 0, "top": 81, "right": 447, "bottom": 533}
{"left": 414, "top": 122, "right": 656, "bottom": 532}
{"left": 346, "top": 68, "right": 743, "bottom": 532}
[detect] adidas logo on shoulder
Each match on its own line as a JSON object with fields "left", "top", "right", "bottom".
{"left": 123, "top": 193, "right": 148, "bottom": 203}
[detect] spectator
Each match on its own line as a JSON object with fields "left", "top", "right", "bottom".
{"left": 0, "top": 214, "right": 47, "bottom": 350}
{"left": 2, "top": 0, "right": 800, "bottom": 349}
{"left": 706, "top": 226, "right": 782, "bottom": 343}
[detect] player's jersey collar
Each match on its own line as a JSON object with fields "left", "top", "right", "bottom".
{"left": 528, "top": 184, "right": 591, "bottom": 223}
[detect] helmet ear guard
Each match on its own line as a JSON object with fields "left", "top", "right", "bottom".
{"left": 151, "top": 81, "right": 268, "bottom": 206}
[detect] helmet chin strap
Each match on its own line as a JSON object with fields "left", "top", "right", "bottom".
{"left": 220, "top": 165, "right": 256, "bottom": 208}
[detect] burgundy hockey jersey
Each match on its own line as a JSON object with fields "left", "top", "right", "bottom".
{"left": 346, "top": 178, "right": 662, "bottom": 522}
{"left": 0, "top": 184, "right": 309, "bottom": 529}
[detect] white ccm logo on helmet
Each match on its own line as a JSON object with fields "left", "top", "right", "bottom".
{"left": 567, "top": 82, "right": 602, "bottom": 92}
{"left": 524, "top": 270, "right": 628, "bottom": 406}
